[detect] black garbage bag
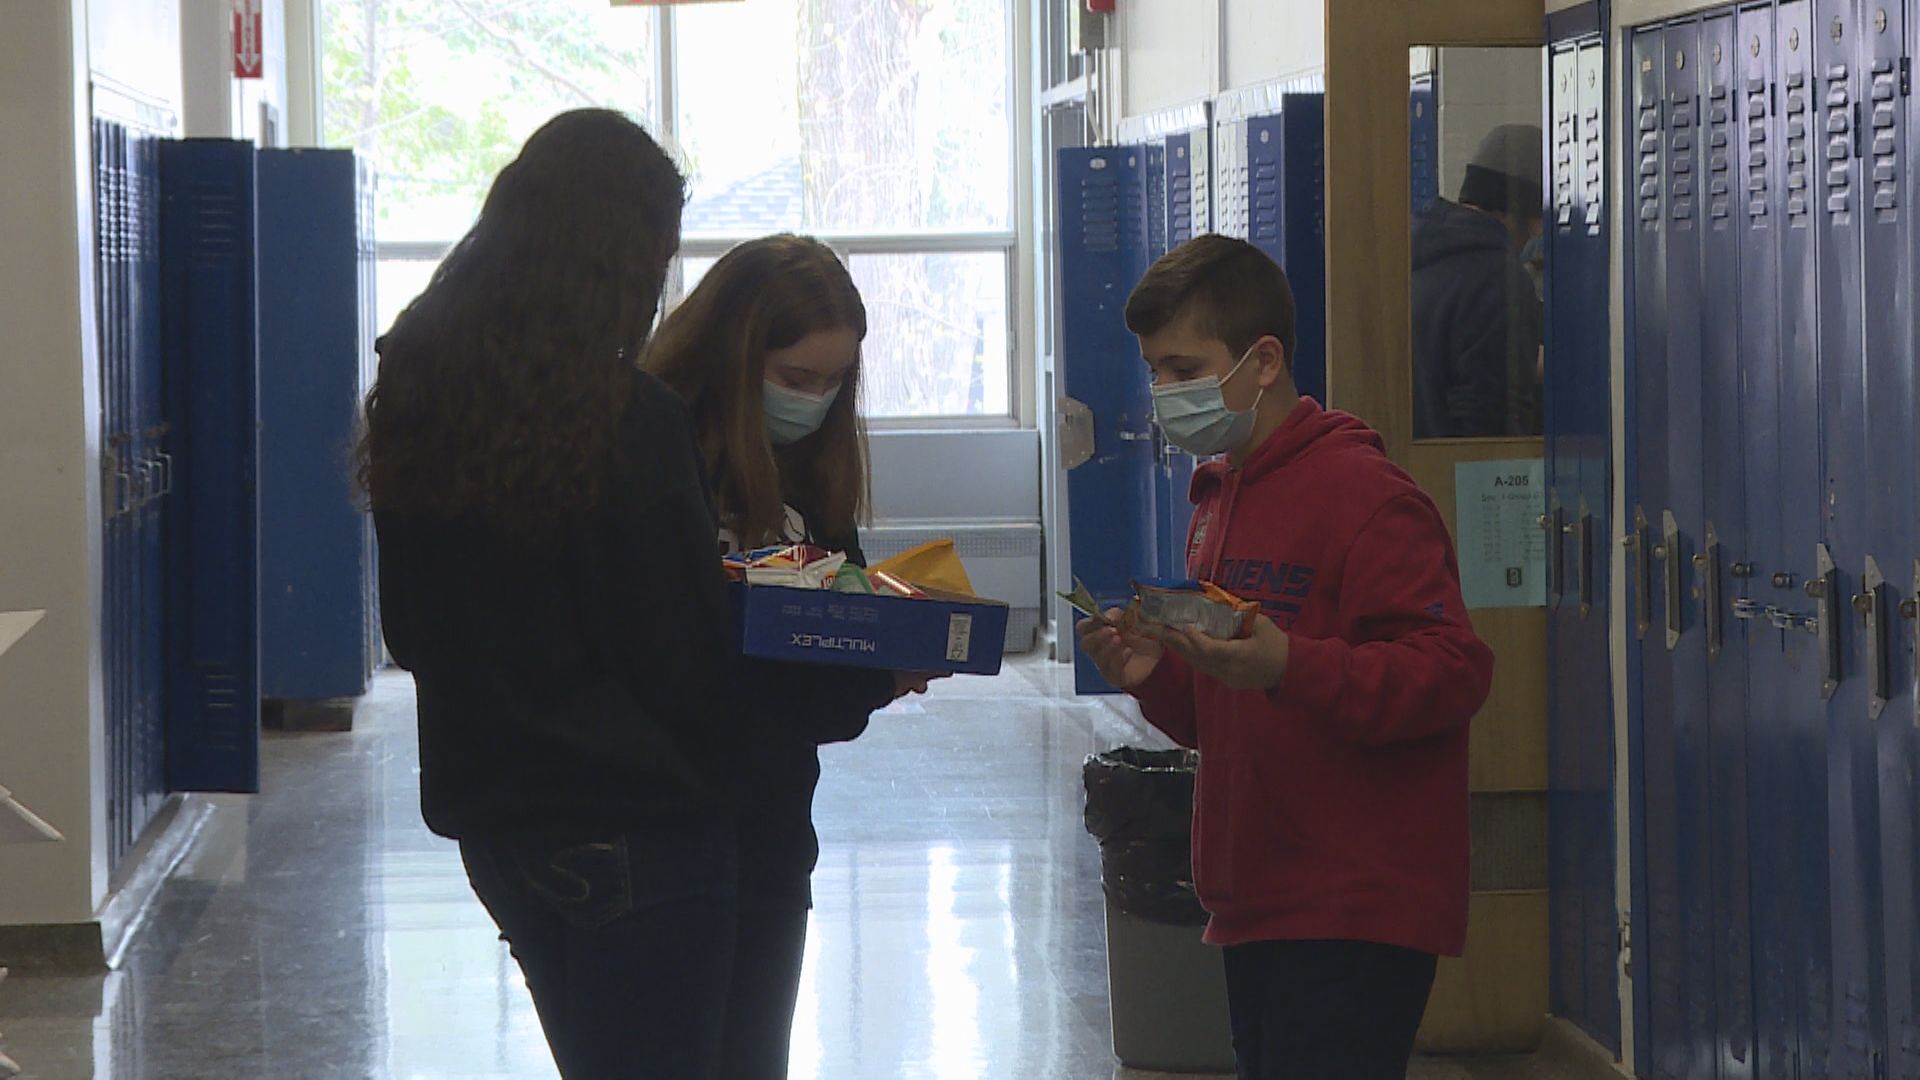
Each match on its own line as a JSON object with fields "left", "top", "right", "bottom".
{"left": 1083, "top": 748, "right": 1208, "bottom": 927}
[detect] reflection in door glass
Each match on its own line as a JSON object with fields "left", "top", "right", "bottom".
{"left": 1408, "top": 46, "right": 1546, "bottom": 440}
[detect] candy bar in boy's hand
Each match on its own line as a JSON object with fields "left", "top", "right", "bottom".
{"left": 1130, "top": 578, "right": 1259, "bottom": 639}
{"left": 1057, "top": 576, "right": 1124, "bottom": 629}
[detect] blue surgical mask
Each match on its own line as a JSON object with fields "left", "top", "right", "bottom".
{"left": 764, "top": 381, "right": 839, "bottom": 446}
{"left": 1150, "top": 345, "right": 1265, "bottom": 457}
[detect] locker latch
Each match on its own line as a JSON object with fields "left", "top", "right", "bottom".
{"left": 1813, "top": 544, "right": 1841, "bottom": 698}
{"left": 1733, "top": 597, "right": 1762, "bottom": 620}
{"left": 1059, "top": 397, "right": 1096, "bottom": 470}
{"left": 1863, "top": 556, "right": 1889, "bottom": 720}
{"left": 1697, "top": 524, "right": 1723, "bottom": 655}
{"left": 1663, "top": 510, "right": 1685, "bottom": 650}
{"left": 1540, "top": 506, "right": 1564, "bottom": 605}
{"left": 1627, "top": 508, "right": 1652, "bottom": 640}
{"left": 1574, "top": 500, "right": 1594, "bottom": 618}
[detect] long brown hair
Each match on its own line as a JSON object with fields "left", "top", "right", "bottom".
{"left": 356, "top": 109, "right": 686, "bottom": 537}
{"left": 644, "top": 235, "right": 868, "bottom": 546}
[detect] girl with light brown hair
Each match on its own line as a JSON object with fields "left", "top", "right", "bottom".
{"left": 646, "top": 234, "right": 937, "bottom": 1078}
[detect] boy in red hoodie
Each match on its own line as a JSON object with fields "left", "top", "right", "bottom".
{"left": 1079, "top": 235, "right": 1495, "bottom": 1080}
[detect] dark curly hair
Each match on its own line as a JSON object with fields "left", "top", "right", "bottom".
{"left": 357, "top": 109, "right": 686, "bottom": 537}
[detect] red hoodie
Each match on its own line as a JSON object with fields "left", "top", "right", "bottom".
{"left": 1131, "top": 398, "right": 1495, "bottom": 957}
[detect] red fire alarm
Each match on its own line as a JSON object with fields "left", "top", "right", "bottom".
{"left": 1086, "top": 0, "right": 1114, "bottom": 12}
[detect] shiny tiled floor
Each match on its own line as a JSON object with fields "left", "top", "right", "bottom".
{"left": 0, "top": 658, "right": 1551, "bottom": 1079}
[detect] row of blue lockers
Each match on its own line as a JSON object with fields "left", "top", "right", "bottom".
{"left": 92, "top": 124, "right": 377, "bottom": 866}
{"left": 1546, "top": 0, "right": 1920, "bottom": 1076}
{"left": 1054, "top": 84, "right": 1326, "bottom": 694}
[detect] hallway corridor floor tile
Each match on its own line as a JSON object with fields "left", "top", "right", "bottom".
{"left": 0, "top": 659, "right": 1556, "bottom": 1079}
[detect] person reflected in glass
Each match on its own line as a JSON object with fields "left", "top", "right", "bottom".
{"left": 1411, "top": 123, "right": 1545, "bottom": 438}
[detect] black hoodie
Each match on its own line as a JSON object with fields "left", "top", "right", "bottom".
{"left": 1410, "top": 198, "right": 1543, "bottom": 439}
{"left": 376, "top": 371, "right": 754, "bottom": 840}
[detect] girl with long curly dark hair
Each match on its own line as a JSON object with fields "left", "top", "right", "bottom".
{"left": 645, "top": 235, "right": 939, "bottom": 1077}
{"left": 362, "top": 109, "right": 750, "bottom": 1079}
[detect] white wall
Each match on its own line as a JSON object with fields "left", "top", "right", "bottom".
{"left": 1436, "top": 47, "right": 1543, "bottom": 202}
{"left": 0, "top": 0, "right": 186, "bottom": 929}
{"left": 181, "top": 0, "right": 288, "bottom": 145}
{"left": 90, "top": 0, "right": 184, "bottom": 105}
{"left": 1118, "top": 1, "right": 1219, "bottom": 116}
{"left": 1118, "top": 0, "right": 1323, "bottom": 118}
{"left": 1222, "top": 0, "right": 1324, "bottom": 90}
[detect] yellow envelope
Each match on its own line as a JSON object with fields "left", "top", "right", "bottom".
{"left": 870, "top": 539, "right": 975, "bottom": 597}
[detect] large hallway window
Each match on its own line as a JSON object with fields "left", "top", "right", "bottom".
{"left": 321, "top": 0, "right": 1016, "bottom": 421}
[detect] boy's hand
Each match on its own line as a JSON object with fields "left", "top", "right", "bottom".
{"left": 1145, "top": 615, "right": 1290, "bottom": 691}
{"left": 1076, "top": 610, "right": 1165, "bottom": 690}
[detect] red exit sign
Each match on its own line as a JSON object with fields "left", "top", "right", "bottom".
{"left": 232, "top": 0, "right": 263, "bottom": 80}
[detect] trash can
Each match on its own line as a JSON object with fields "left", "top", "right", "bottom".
{"left": 1083, "top": 748, "right": 1237, "bottom": 1073}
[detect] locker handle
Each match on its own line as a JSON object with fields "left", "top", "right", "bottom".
{"left": 1627, "top": 509, "right": 1652, "bottom": 640}
{"left": 1863, "top": 556, "right": 1889, "bottom": 720}
{"left": 1813, "top": 544, "right": 1840, "bottom": 699}
{"left": 1575, "top": 509, "right": 1594, "bottom": 618}
{"left": 1698, "top": 527, "right": 1722, "bottom": 655}
{"left": 132, "top": 459, "right": 154, "bottom": 510}
{"left": 1545, "top": 507, "right": 1566, "bottom": 605}
{"left": 103, "top": 448, "right": 131, "bottom": 520}
{"left": 155, "top": 451, "right": 173, "bottom": 498}
{"left": 1912, "top": 560, "right": 1920, "bottom": 727}
{"left": 1663, "top": 510, "right": 1684, "bottom": 650}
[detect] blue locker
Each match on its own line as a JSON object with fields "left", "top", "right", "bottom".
{"left": 1814, "top": 6, "right": 1890, "bottom": 1075}
{"left": 1861, "top": 1, "right": 1920, "bottom": 1073}
{"left": 1774, "top": 3, "right": 1840, "bottom": 1067}
{"left": 1243, "top": 97, "right": 1327, "bottom": 406}
{"left": 1573, "top": 31, "right": 1620, "bottom": 1055}
{"left": 1892, "top": 4, "right": 1920, "bottom": 1073}
{"left": 1699, "top": 14, "right": 1761, "bottom": 1078}
{"left": 1056, "top": 147, "right": 1157, "bottom": 694}
{"left": 1628, "top": 24, "right": 1687, "bottom": 1078}
{"left": 1411, "top": 71, "right": 1440, "bottom": 214}
{"left": 132, "top": 126, "right": 168, "bottom": 844}
{"left": 1660, "top": 22, "right": 1720, "bottom": 1079}
{"left": 1144, "top": 142, "right": 1169, "bottom": 261}
{"left": 256, "top": 149, "right": 378, "bottom": 704}
{"left": 1166, "top": 131, "right": 1207, "bottom": 245}
{"left": 1155, "top": 128, "right": 1204, "bottom": 581}
{"left": 1548, "top": 2, "right": 1621, "bottom": 1054}
{"left": 1734, "top": 7, "right": 1809, "bottom": 1077}
{"left": 1546, "top": 36, "right": 1586, "bottom": 1036}
{"left": 93, "top": 116, "right": 172, "bottom": 870}
{"left": 159, "top": 139, "right": 262, "bottom": 793}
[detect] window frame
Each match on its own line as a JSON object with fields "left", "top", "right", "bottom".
{"left": 329, "top": 0, "right": 1032, "bottom": 429}
{"left": 659, "top": 3, "right": 1026, "bottom": 429}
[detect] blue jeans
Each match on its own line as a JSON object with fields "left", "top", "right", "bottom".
{"left": 460, "top": 821, "right": 739, "bottom": 1079}
{"left": 721, "top": 905, "right": 811, "bottom": 1079}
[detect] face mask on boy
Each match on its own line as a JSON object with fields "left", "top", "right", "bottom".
{"left": 764, "top": 381, "right": 839, "bottom": 446}
{"left": 1150, "top": 342, "right": 1266, "bottom": 457}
